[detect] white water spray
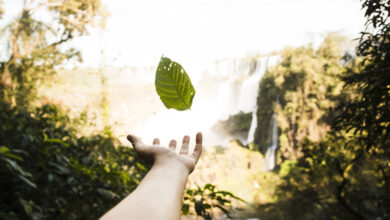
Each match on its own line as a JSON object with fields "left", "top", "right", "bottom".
{"left": 264, "top": 112, "right": 278, "bottom": 171}
{"left": 104, "top": 55, "right": 279, "bottom": 147}
{"left": 245, "top": 56, "right": 278, "bottom": 144}
{"left": 135, "top": 57, "right": 272, "bottom": 146}
{"left": 247, "top": 111, "right": 257, "bottom": 143}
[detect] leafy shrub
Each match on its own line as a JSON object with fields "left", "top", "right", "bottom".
{"left": 182, "top": 184, "right": 245, "bottom": 220}
{"left": 0, "top": 103, "right": 147, "bottom": 220}
{"left": 0, "top": 102, "right": 243, "bottom": 220}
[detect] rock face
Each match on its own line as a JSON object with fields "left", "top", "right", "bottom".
{"left": 254, "top": 34, "right": 350, "bottom": 161}
{"left": 211, "top": 111, "right": 253, "bottom": 144}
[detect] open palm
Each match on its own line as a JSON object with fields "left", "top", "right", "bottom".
{"left": 127, "top": 132, "right": 203, "bottom": 174}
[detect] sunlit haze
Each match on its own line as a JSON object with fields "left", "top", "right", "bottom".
{"left": 78, "top": 0, "right": 364, "bottom": 68}
{"left": 1, "top": 0, "right": 366, "bottom": 69}
{"left": 1, "top": 0, "right": 366, "bottom": 146}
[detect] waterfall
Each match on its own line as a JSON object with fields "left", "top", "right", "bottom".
{"left": 117, "top": 55, "right": 279, "bottom": 146}
{"left": 246, "top": 111, "right": 257, "bottom": 143}
{"left": 244, "top": 57, "right": 272, "bottom": 143}
{"left": 264, "top": 112, "right": 278, "bottom": 171}
{"left": 237, "top": 57, "right": 267, "bottom": 112}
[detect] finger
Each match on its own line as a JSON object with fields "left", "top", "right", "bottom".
{"left": 180, "top": 135, "right": 190, "bottom": 154}
{"left": 127, "top": 134, "right": 144, "bottom": 149}
{"left": 192, "top": 132, "right": 203, "bottom": 161}
{"left": 169, "top": 139, "right": 177, "bottom": 151}
{"left": 153, "top": 138, "right": 160, "bottom": 145}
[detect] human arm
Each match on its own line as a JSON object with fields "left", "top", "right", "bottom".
{"left": 100, "top": 132, "right": 203, "bottom": 220}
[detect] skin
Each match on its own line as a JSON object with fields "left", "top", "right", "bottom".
{"left": 100, "top": 132, "right": 203, "bottom": 220}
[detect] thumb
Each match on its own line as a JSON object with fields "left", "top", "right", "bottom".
{"left": 127, "top": 134, "right": 144, "bottom": 149}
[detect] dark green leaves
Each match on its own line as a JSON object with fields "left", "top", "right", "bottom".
{"left": 0, "top": 103, "right": 147, "bottom": 219}
{"left": 155, "top": 56, "right": 195, "bottom": 111}
{"left": 182, "top": 184, "right": 245, "bottom": 219}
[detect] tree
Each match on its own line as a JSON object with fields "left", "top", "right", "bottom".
{"left": 0, "top": 0, "right": 107, "bottom": 106}
{"left": 335, "top": 0, "right": 390, "bottom": 217}
{"left": 338, "top": 0, "right": 390, "bottom": 151}
{"left": 254, "top": 34, "right": 349, "bottom": 160}
{"left": 0, "top": 102, "right": 148, "bottom": 219}
{"left": 254, "top": 1, "right": 390, "bottom": 219}
{"left": 0, "top": 0, "right": 4, "bottom": 19}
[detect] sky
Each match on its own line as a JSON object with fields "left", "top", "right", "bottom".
{"left": 2, "top": 0, "right": 365, "bottom": 71}
{"left": 75, "top": 0, "right": 365, "bottom": 70}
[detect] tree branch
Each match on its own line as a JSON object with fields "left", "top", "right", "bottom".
{"left": 334, "top": 151, "right": 366, "bottom": 220}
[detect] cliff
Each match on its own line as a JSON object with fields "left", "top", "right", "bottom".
{"left": 254, "top": 34, "right": 351, "bottom": 161}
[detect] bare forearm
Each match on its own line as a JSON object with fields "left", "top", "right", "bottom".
{"left": 101, "top": 159, "right": 189, "bottom": 220}
{"left": 101, "top": 132, "right": 202, "bottom": 220}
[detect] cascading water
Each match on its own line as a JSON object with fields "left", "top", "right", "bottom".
{"left": 264, "top": 112, "right": 278, "bottom": 171}
{"left": 104, "top": 54, "right": 279, "bottom": 147}
{"left": 244, "top": 56, "right": 277, "bottom": 144}
{"left": 246, "top": 111, "right": 257, "bottom": 143}
{"left": 237, "top": 57, "right": 268, "bottom": 113}
{"left": 196, "top": 55, "right": 278, "bottom": 146}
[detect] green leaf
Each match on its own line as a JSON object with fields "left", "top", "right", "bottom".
{"left": 181, "top": 204, "right": 190, "bottom": 215}
{"left": 19, "top": 175, "right": 37, "bottom": 188}
{"left": 155, "top": 56, "right": 196, "bottom": 111}
{"left": 2, "top": 157, "right": 31, "bottom": 177}
{"left": 97, "top": 188, "right": 118, "bottom": 199}
{"left": 45, "top": 138, "right": 69, "bottom": 147}
{"left": 4, "top": 152, "right": 24, "bottom": 161}
{"left": 0, "top": 146, "right": 10, "bottom": 154}
{"left": 203, "top": 204, "right": 211, "bottom": 209}
{"left": 195, "top": 200, "right": 204, "bottom": 216}
{"left": 19, "top": 199, "right": 33, "bottom": 216}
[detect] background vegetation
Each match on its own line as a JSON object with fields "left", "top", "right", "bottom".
{"left": 0, "top": 1, "right": 239, "bottom": 219}
{"left": 251, "top": 0, "right": 390, "bottom": 219}
{"left": 0, "top": 0, "right": 389, "bottom": 220}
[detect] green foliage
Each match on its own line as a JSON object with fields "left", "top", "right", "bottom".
{"left": 0, "top": 2, "right": 240, "bottom": 220}
{"left": 155, "top": 56, "right": 196, "bottom": 111}
{"left": 261, "top": 132, "right": 389, "bottom": 220}
{"left": 98, "top": 64, "right": 111, "bottom": 135}
{"left": 0, "top": 92, "right": 239, "bottom": 220}
{"left": 213, "top": 111, "right": 252, "bottom": 141}
{"left": 278, "top": 159, "right": 297, "bottom": 178}
{"left": 254, "top": 33, "right": 349, "bottom": 159}
{"left": 222, "top": 111, "right": 253, "bottom": 134}
{"left": 332, "top": 0, "right": 390, "bottom": 217}
{"left": 337, "top": 0, "right": 390, "bottom": 152}
{"left": 251, "top": 2, "right": 390, "bottom": 218}
{"left": 0, "top": 0, "right": 106, "bottom": 107}
{"left": 0, "top": 103, "right": 147, "bottom": 219}
{"left": 0, "top": 0, "right": 3, "bottom": 19}
{"left": 182, "top": 184, "right": 244, "bottom": 220}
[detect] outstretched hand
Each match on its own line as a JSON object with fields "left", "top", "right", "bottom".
{"left": 101, "top": 132, "right": 203, "bottom": 220}
{"left": 127, "top": 132, "right": 203, "bottom": 174}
